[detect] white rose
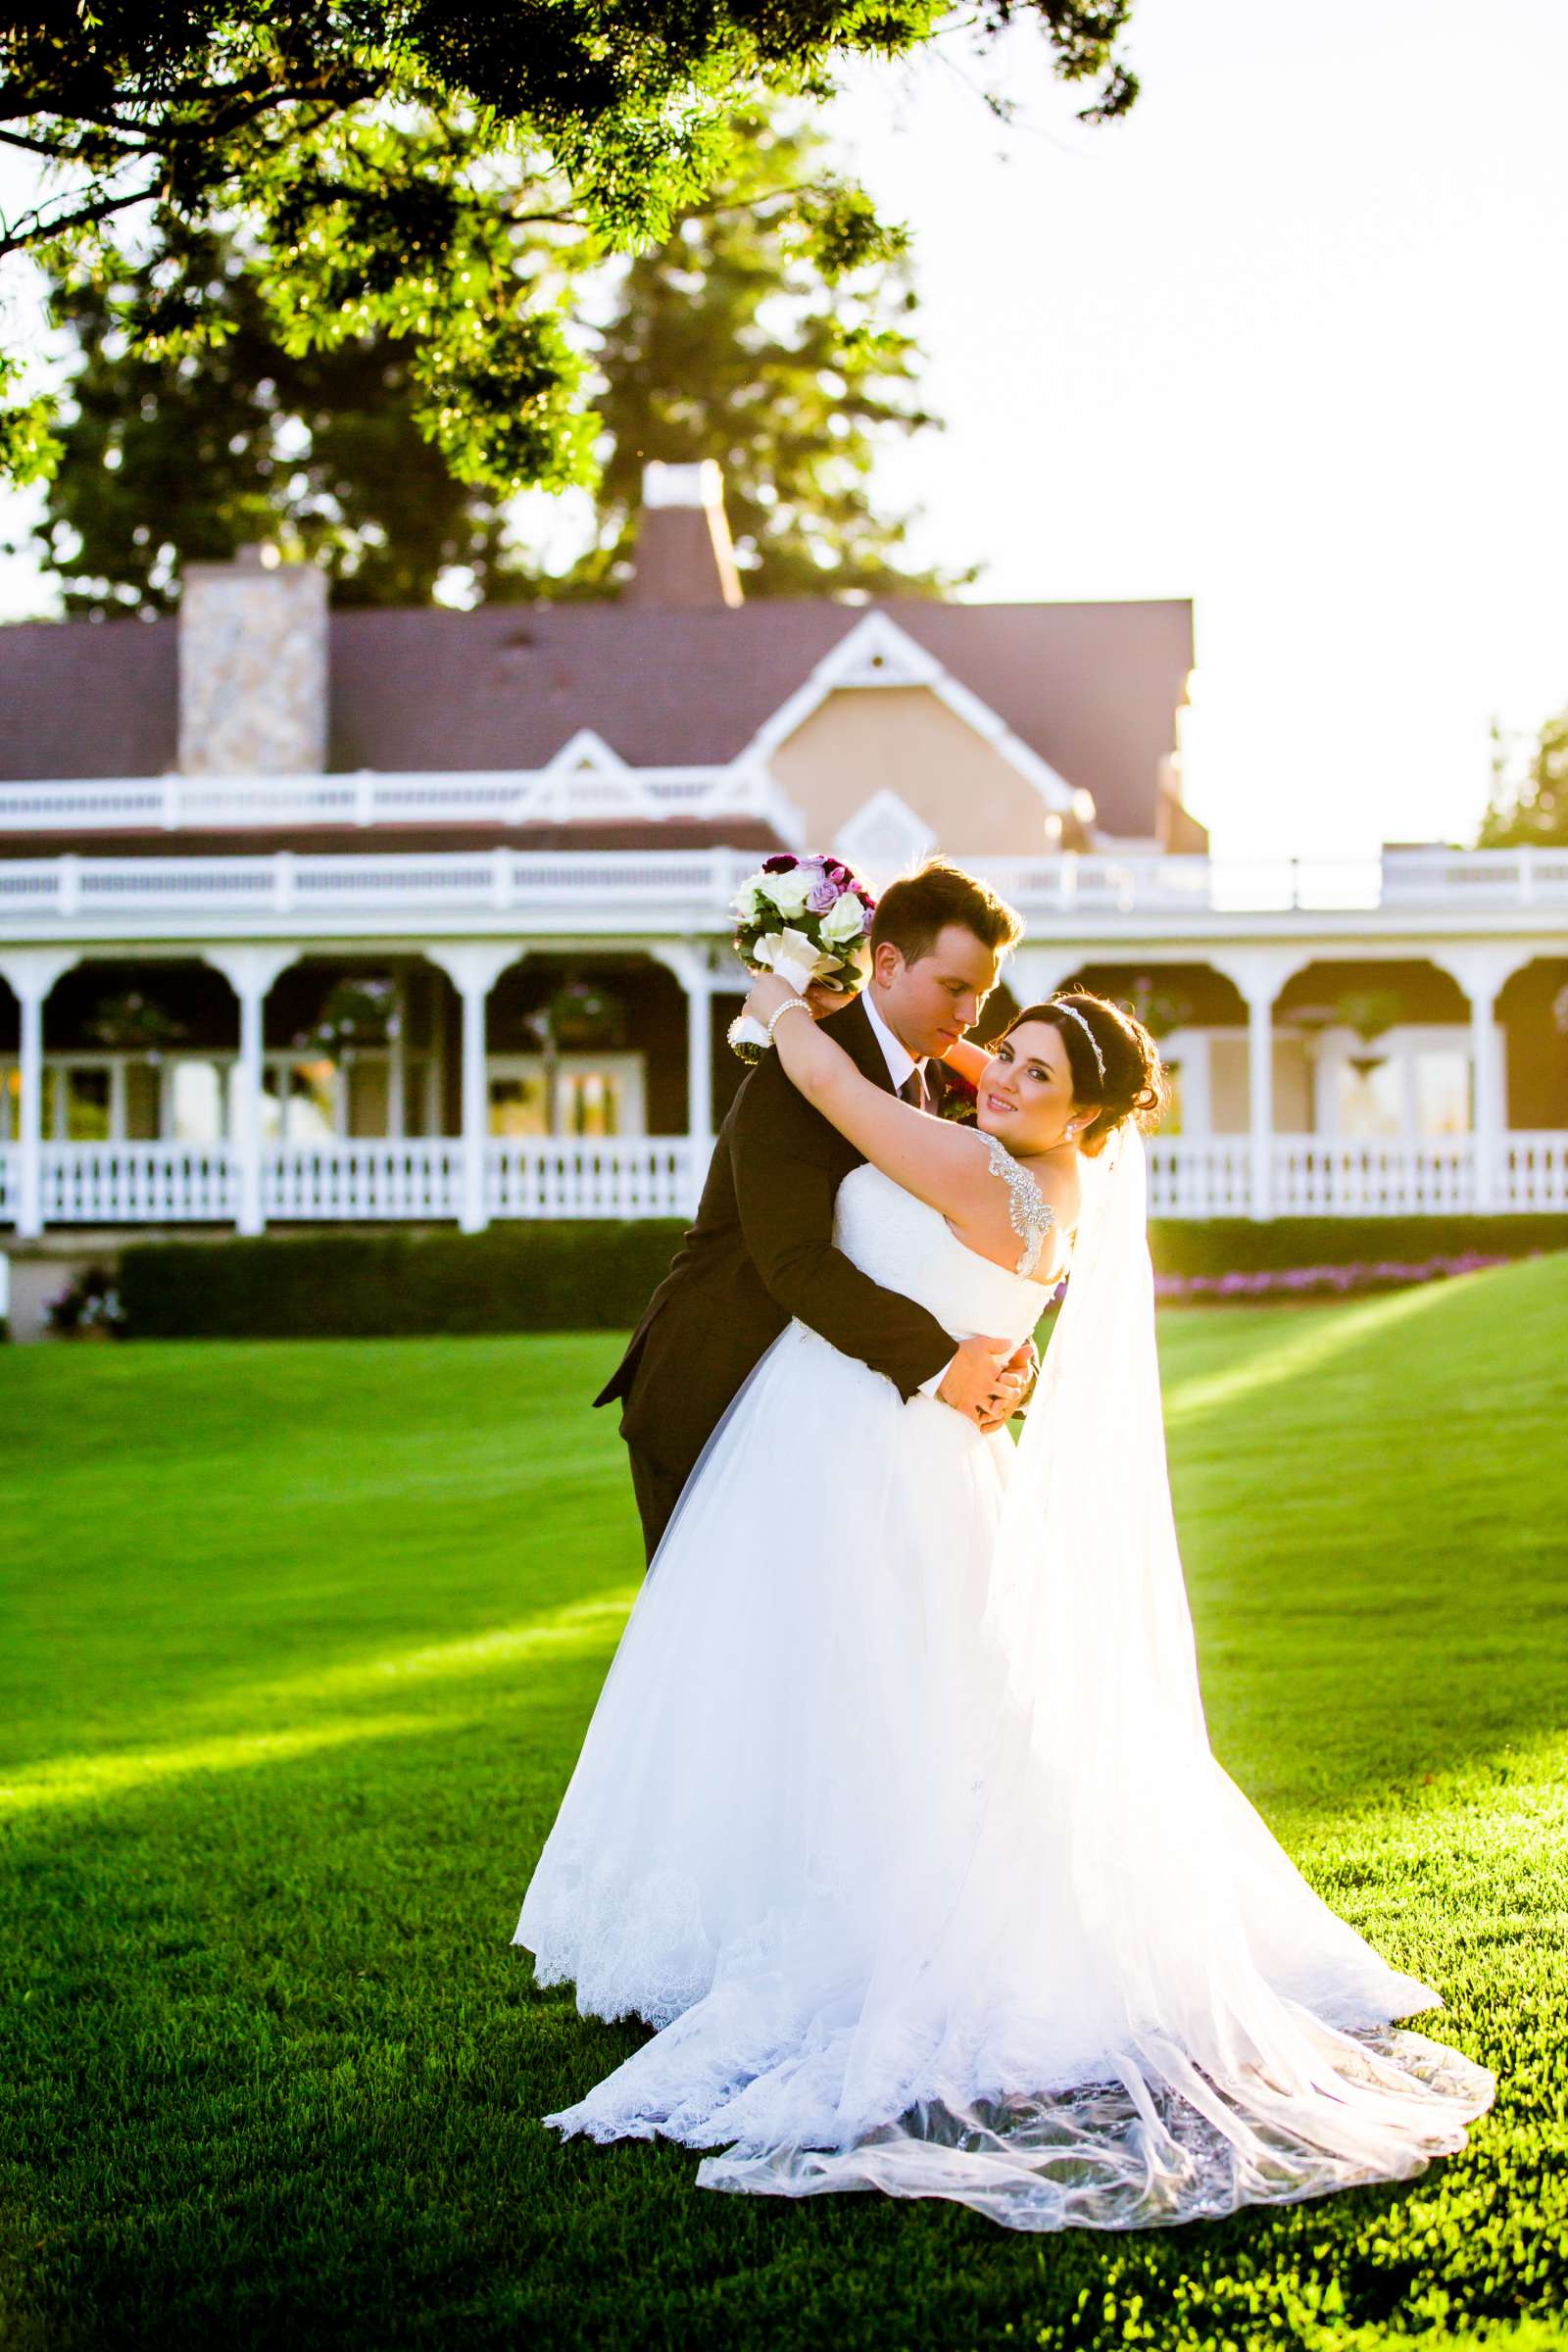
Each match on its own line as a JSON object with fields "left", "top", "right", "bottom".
{"left": 821, "top": 890, "right": 867, "bottom": 946}
{"left": 757, "top": 865, "right": 814, "bottom": 919}
{"left": 731, "top": 880, "right": 765, "bottom": 921}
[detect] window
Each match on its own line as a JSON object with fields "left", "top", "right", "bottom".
{"left": 1335, "top": 1057, "right": 1402, "bottom": 1140}
{"left": 489, "top": 1072, "right": 548, "bottom": 1137}
{"left": 1330, "top": 1037, "right": 1476, "bottom": 1141}
{"left": 261, "top": 1059, "right": 337, "bottom": 1145}
{"left": 487, "top": 1054, "right": 645, "bottom": 1139}
{"left": 1415, "top": 1051, "right": 1469, "bottom": 1138}
{"left": 170, "top": 1061, "right": 226, "bottom": 1145}
{"left": 57, "top": 1065, "right": 112, "bottom": 1141}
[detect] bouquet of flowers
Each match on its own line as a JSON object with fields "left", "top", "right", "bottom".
{"left": 725, "top": 853, "right": 876, "bottom": 1062}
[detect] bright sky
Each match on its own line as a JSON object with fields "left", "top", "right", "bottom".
{"left": 824, "top": 0, "right": 1568, "bottom": 858}
{"left": 2, "top": 0, "right": 1565, "bottom": 861}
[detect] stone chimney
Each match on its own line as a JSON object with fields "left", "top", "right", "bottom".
{"left": 178, "top": 547, "right": 329, "bottom": 774}
{"left": 625, "top": 460, "right": 744, "bottom": 610}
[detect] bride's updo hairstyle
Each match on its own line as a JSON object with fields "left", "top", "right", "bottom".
{"left": 998, "top": 989, "right": 1169, "bottom": 1156}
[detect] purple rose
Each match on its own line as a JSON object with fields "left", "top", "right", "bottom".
{"left": 807, "top": 876, "right": 839, "bottom": 914}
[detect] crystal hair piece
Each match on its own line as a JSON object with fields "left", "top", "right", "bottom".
{"left": 1052, "top": 1000, "right": 1106, "bottom": 1080}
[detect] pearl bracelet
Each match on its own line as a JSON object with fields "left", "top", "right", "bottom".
{"left": 765, "top": 998, "right": 812, "bottom": 1042}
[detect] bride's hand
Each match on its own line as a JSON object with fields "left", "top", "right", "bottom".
{"left": 742, "top": 972, "right": 802, "bottom": 1030}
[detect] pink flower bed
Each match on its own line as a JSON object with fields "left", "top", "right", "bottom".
{"left": 1151, "top": 1250, "right": 1543, "bottom": 1304}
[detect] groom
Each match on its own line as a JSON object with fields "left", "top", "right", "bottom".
{"left": 596, "top": 858, "right": 1035, "bottom": 1563}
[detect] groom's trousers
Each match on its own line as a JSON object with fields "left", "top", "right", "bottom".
{"left": 627, "top": 1444, "right": 688, "bottom": 1568}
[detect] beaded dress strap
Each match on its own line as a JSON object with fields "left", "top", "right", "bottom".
{"left": 981, "top": 1130, "right": 1055, "bottom": 1279}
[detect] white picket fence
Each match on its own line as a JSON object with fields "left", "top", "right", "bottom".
{"left": 5, "top": 1133, "right": 1568, "bottom": 1228}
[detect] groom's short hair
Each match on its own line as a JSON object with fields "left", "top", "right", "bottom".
{"left": 870, "top": 858, "right": 1023, "bottom": 967}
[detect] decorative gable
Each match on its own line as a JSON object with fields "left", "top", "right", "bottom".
{"left": 528, "top": 730, "right": 644, "bottom": 820}
{"left": 743, "top": 611, "right": 1079, "bottom": 824}
{"left": 833, "top": 789, "right": 940, "bottom": 889}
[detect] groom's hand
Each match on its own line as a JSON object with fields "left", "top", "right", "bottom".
{"left": 938, "top": 1336, "right": 1029, "bottom": 1430}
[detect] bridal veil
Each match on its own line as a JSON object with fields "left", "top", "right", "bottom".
{"left": 691, "top": 1123, "right": 1495, "bottom": 2227}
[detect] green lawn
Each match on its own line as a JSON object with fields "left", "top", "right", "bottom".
{"left": 2, "top": 1263, "right": 1565, "bottom": 2351}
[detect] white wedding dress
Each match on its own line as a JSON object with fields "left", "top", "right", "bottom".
{"left": 515, "top": 1134, "right": 1494, "bottom": 2230}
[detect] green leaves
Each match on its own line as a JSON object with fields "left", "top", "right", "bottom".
{"left": 0, "top": 351, "right": 59, "bottom": 487}
{"left": 31, "top": 102, "right": 963, "bottom": 609}
{"left": 410, "top": 307, "right": 597, "bottom": 492}
{"left": 1, "top": 1, "right": 1139, "bottom": 494}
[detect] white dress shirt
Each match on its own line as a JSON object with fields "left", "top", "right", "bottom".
{"left": 860, "top": 989, "right": 953, "bottom": 1400}
{"left": 861, "top": 986, "right": 921, "bottom": 1099}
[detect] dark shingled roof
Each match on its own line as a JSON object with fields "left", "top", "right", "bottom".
{"left": 0, "top": 596, "right": 1194, "bottom": 840}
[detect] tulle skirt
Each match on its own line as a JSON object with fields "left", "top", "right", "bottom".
{"left": 515, "top": 1315, "right": 1494, "bottom": 2230}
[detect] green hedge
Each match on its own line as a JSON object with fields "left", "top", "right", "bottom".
{"left": 118, "top": 1223, "right": 687, "bottom": 1340}
{"left": 114, "top": 1211, "right": 1568, "bottom": 1340}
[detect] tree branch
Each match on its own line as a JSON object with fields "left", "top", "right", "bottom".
{"left": 0, "top": 123, "right": 151, "bottom": 160}
{"left": 0, "top": 179, "right": 161, "bottom": 259}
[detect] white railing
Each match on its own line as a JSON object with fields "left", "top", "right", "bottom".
{"left": 264, "top": 1141, "right": 464, "bottom": 1221}
{"left": 488, "top": 1139, "right": 699, "bottom": 1220}
{"left": 7, "top": 1134, "right": 1568, "bottom": 1231}
{"left": 1147, "top": 1138, "right": 1255, "bottom": 1217}
{"left": 1498, "top": 1132, "right": 1568, "bottom": 1211}
{"left": 1379, "top": 845, "right": 1568, "bottom": 908}
{"left": 4, "top": 844, "right": 1568, "bottom": 934}
{"left": 40, "top": 1141, "right": 236, "bottom": 1223}
{"left": 1271, "top": 1138, "right": 1477, "bottom": 1215}
{"left": 0, "top": 764, "right": 793, "bottom": 835}
{"left": 0, "top": 846, "right": 758, "bottom": 928}
{"left": 984, "top": 846, "right": 1568, "bottom": 914}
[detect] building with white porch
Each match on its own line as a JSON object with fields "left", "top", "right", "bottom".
{"left": 2, "top": 463, "right": 1565, "bottom": 1257}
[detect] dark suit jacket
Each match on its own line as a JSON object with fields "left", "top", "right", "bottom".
{"left": 594, "top": 995, "right": 956, "bottom": 1491}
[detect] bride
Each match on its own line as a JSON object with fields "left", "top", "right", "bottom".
{"left": 514, "top": 979, "right": 1494, "bottom": 2230}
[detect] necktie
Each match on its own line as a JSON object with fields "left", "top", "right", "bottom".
{"left": 900, "top": 1067, "right": 927, "bottom": 1111}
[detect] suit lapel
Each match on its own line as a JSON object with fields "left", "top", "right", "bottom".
{"left": 824, "top": 994, "right": 899, "bottom": 1095}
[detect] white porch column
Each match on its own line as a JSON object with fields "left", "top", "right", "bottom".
{"left": 1207, "top": 952, "right": 1295, "bottom": 1225}
{"left": 688, "top": 977, "right": 712, "bottom": 1149}
{"left": 0, "top": 951, "right": 76, "bottom": 1241}
{"left": 648, "top": 941, "right": 721, "bottom": 1153}
{"left": 1244, "top": 987, "right": 1275, "bottom": 1222}
{"left": 1471, "top": 990, "right": 1503, "bottom": 1212}
{"left": 1003, "top": 947, "right": 1087, "bottom": 1008}
{"left": 204, "top": 947, "right": 295, "bottom": 1236}
{"left": 1448, "top": 949, "right": 1515, "bottom": 1214}
{"left": 426, "top": 945, "right": 516, "bottom": 1234}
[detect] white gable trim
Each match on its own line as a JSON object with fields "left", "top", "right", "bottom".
{"left": 742, "top": 611, "right": 1089, "bottom": 821}
{"left": 832, "top": 789, "right": 939, "bottom": 887}
{"left": 545, "top": 728, "right": 628, "bottom": 776}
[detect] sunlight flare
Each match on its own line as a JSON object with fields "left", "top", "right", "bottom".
{"left": 1164, "top": 1281, "right": 1459, "bottom": 1425}
{"left": 0, "top": 1711, "right": 463, "bottom": 1817}
{"left": 235, "top": 1590, "right": 639, "bottom": 1709}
